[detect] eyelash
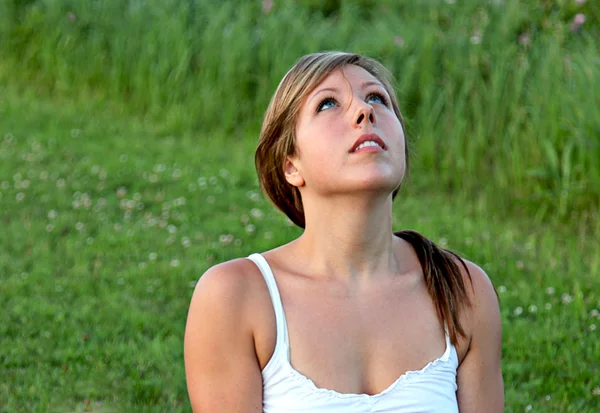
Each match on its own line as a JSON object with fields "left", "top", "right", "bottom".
{"left": 315, "top": 92, "right": 389, "bottom": 113}
{"left": 368, "top": 92, "right": 389, "bottom": 107}
{"left": 316, "top": 96, "right": 337, "bottom": 113}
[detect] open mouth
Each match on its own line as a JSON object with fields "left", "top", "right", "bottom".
{"left": 350, "top": 133, "right": 386, "bottom": 153}
{"left": 354, "top": 140, "right": 384, "bottom": 151}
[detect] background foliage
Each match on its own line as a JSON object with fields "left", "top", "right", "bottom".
{"left": 1, "top": 0, "right": 599, "bottom": 218}
{"left": 1, "top": 0, "right": 599, "bottom": 412}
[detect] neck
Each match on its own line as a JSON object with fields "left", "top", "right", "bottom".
{"left": 292, "top": 193, "right": 400, "bottom": 283}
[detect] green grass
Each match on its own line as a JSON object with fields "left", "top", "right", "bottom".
{"left": 1, "top": 85, "right": 599, "bottom": 413}
{"left": 1, "top": 0, "right": 599, "bottom": 411}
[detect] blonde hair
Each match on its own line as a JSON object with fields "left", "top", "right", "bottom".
{"left": 254, "top": 52, "right": 475, "bottom": 345}
{"left": 255, "top": 51, "right": 408, "bottom": 229}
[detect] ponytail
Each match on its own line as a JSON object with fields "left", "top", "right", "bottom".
{"left": 395, "top": 230, "right": 473, "bottom": 345}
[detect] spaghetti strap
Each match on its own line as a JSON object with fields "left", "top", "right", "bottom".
{"left": 247, "top": 253, "right": 289, "bottom": 347}
{"left": 441, "top": 324, "right": 452, "bottom": 361}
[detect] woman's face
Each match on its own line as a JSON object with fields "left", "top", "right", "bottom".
{"left": 288, "top": 65, "right": 406, "bottom": 199}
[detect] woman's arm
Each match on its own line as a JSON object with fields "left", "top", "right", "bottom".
{"left": 456, "top": 261, "right": 504, "bottom": 412}
{"left": 184, "top": 261, "right": 263, "bottom": 412}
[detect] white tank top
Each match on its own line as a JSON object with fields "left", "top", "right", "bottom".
{"left": 247, "top": 253, "right": 460, "bottom": 413}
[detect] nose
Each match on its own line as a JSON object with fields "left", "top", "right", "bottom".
{"left": 354, "top": 101, "right": 376, "bottom": 127}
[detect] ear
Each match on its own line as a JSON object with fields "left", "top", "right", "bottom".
{"left": 284, "top": 157, "right": 305, "bottom": 187}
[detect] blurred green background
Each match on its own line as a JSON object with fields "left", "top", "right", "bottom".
{"left": 1, "top": 0, "right": 599, "bottom": 412}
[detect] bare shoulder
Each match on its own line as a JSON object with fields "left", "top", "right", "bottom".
{"left": 454, "top": 258, "right": 504, "bottom": 412}
{"left": 462, "top": 260, "right": 499, "bottom": 308}
{"left": 185, "top": 256, "right": 276, "bottom": 343}
{"left": 452, "top": 258, "right": 501, "bottom": 336}
{"left": 190, "top": 258, "right": 265, "bottom": 308}
{"left": 184, "top": 257, "right": 270, "bottom": 412}
{"left": 185, "top": 257, "right": 267, "bottom": 355}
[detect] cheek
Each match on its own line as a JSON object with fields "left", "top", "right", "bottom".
{"left": 296, "top": 121, "right": 341, "bottom": 159}
{"left": 294, "top": 140, "right": 341, "bottom": 187}
{"left": 378, "top": 123, "right": 401, "bottom": 147}
{"left": 300, "top": 146, "right": 334, "bottom": 176}
{"left": 382, "top": 115, "right": 405, "bottom": 146}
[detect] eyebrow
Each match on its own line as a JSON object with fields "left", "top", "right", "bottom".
{"left": 308, "top": 81, "right": 386, "bottom": 104}
{"left": 307, "top": 87, "right": 340, "bottom": 105}
{"left": 361, "top": 80, "right": 385, "bottom": 89}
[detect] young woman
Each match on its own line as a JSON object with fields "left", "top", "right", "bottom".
{"left": 184, "top": 52, "right": 503, "bottom": 412}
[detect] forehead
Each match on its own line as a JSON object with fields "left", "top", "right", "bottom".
{"left": 308, "top": 65, "right": 382, "bottom": 96}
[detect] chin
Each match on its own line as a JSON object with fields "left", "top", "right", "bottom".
{"left": 347, "top": 177, "right": 402, "bottom": 197}
{"left": 355, "top": 168, "right": 403, "bottom": 189}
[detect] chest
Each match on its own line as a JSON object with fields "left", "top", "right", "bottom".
{"left": 277, "top": 272, "right": 448, "bottom": 396}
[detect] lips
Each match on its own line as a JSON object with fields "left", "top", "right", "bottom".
{"left": 349, "top": 133, "right": 386, "bottom": 153}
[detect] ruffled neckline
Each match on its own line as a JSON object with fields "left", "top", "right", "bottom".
{"left": 283, "top": 341, "right": 456, "bottom": 400}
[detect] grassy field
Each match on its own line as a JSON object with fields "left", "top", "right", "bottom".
{"left": 1, "top": 86, "right": 599, "bottom": 413}
{"left": 1, "top": 0, "right": 599, "bottom": 412}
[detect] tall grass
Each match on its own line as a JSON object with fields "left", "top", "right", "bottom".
{"left": 0, "top": 0, "right": 598, "bottom": 220}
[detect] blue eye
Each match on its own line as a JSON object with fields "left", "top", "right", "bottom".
{"left": 316, "top": 97, "right": 337, "bottom": 112}
{"left": 366, "top": 93, "right": 388, "bottom": 106}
